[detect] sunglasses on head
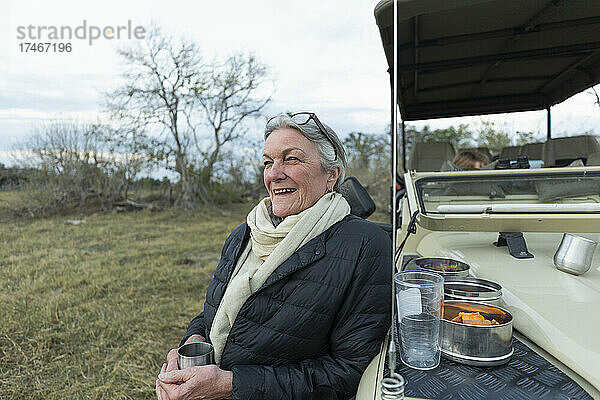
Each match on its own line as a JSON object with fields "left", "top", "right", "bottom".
{"left": 267, "top": 112, "right": 338, "bottom": 160}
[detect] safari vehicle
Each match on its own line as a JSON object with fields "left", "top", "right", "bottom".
{"left": 353, "top": 1, "right": 600, "bottom": 399}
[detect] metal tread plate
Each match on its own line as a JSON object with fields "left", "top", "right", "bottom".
{"left": 385, "top": 336, "right": 593, "bottom": 400}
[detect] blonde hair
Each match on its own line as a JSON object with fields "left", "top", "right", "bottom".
{"left": 453, "top": 150, "right": 490, "bottom": 169}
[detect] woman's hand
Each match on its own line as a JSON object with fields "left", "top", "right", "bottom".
{"left": 156, "top": 362, "right": 179, "bottom": 400}
{"left": 164, "top": 335, "right": 206, "bottom": 373}
{"left": 156, "top": 365, "right": 233, "bottom": 400}
{"left": 185, "top": 335, "right": 206, "bottom": 344}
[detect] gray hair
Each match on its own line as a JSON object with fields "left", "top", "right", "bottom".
{"left": 265, "top": 113, "right": 347, "bottom": 191}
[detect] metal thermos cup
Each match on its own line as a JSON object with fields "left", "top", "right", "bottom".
{"left": 177, "top": 342, "right": 215, "bottom": 369}
{"left": 554, "top": 233, "right": 598, "bottom": 276}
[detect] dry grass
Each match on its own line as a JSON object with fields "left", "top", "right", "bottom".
{"left": 0, "top": 203, "right": 253, "bottom": 400}
{"left": 0, "top": 193, "right": 389, "bottom": 399}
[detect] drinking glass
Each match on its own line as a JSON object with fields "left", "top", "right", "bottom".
{"left": 395, "top": 271, "right": 444, "bottom": 370}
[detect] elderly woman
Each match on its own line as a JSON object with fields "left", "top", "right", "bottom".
{"left": 156, "top": 112, "right": 391, "bottom": 400}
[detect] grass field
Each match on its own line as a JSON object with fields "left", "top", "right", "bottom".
{"left": 0, "top": 194, "right": 389, "bottom": 399}
{"left": 0, "top": 203, "right": 254, "bottom": 399}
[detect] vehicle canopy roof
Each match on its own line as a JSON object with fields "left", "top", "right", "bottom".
{"left": 374, "top": 0, "right": 600, "bottom": 121}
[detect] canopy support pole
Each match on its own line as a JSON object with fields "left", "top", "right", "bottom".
{"left": 547, "top": 107, "right": 551, "bottom": 140}
{"left": 389, "top": 68, "right": 394, "bottom": 189}
{"left": 387, "top": 0, "right": 400, "bottom": 383}
{"left": 402, "top": 121, "right": 406, "bottom": 171}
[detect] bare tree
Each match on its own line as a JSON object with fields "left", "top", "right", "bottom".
{"left": 195, "top": 53, "right": 272, "bottom": 182}
{"left": 105, "top": 27, "right": 200, "bottom": 200}
{"left": 105, "top": 27, "right": 272, "bottom": 208}
{"left": 10, "top": 121, "right": 138, "bottom": 216}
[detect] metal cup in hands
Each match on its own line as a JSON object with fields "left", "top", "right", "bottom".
{"left": 177, "top": 342, "right": 215, "bottom": 369}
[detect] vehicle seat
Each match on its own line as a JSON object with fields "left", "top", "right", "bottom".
{"left": 499, "top": 145, "right": 521, "bottom": 160}
{"left": 338, "top": 177, "right": 375, "bottom": 219}
{"left": 520, "top": 142, "right": 544, "bottom": 160}
{"left": 407, "top": 142, "right": 456, "bottom": 171}
{"left": 542, "top": 135, "right": 600, "bottom": 167}
{"left": 338, "top": 176, "right": 393, "bottom": 238}
{"left": 588, "top": 152, "right": 600, "bottom": 166}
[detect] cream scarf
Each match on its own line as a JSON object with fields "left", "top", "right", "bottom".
{"left": 209, "top": 192, "right": 351, "bottom": 365}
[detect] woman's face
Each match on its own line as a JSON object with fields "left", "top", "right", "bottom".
{"left": 263, "top": 128, "right": 339, "bottom": 219}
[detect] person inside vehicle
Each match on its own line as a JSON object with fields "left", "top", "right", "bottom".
{"left": 156, "top": 112, "right": 392, "bottom": 400}
{"left": 452, "top": 149, "right": 490, "bottom": 169}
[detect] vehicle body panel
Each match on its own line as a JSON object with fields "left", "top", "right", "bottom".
{"left": 417, "top": 230, "right": 600, "bottom": 392}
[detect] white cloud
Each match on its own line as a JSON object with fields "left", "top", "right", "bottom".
{"left": 1, "top": 0, "right": 600, "bottom": 154}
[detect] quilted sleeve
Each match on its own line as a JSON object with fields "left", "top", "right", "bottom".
{"left": 231, "top": 226, "right": 392, "bottom": 399}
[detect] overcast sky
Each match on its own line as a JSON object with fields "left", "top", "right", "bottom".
{"left": 2, "top": 0, "right": 600, "bottom": 160}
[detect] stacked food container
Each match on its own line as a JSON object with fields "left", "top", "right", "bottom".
{"left": 414, "top": 257, "right": 514, "bottom": 366}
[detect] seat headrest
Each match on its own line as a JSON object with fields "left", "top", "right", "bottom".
{"left": 520, "top": 143, "right": 543, "bottom": 160}
{"left": 407, "top": 142, "right": 456, "bottom": 172}
{"left": 543, "top": 135, "right": 600, "bottom": 167}
{"left": 500, "top": 146, "right": 521, "bottom": 159}
{"left": 588, "top": 152, "right": 600, "bottom": 166}
{"left": 338, "top": 176, "right": 375, "bottom": 219}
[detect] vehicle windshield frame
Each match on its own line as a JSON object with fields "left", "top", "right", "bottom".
{"left": 414, "top": 168, "right": 600, "bottom": 216}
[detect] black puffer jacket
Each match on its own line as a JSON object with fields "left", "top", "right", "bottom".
{"left": 181, "top": 215, "right": 391, "bottom": 399}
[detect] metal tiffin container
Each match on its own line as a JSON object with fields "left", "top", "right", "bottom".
{"left": 443, "top": 276, "right": 503, "bottom": 306}
{"left": 414, "top": 257, "right": 470, "bottom": 277}
{"left": 440, "top": 301, "right": 513, "bottom": 367}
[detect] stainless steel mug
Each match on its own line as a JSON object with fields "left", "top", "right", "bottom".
{"left": 177, "top": 342, "right": 215, "bottom": 369}
{"left": 554, "top": 233, "right": 598, "bottom": 276}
